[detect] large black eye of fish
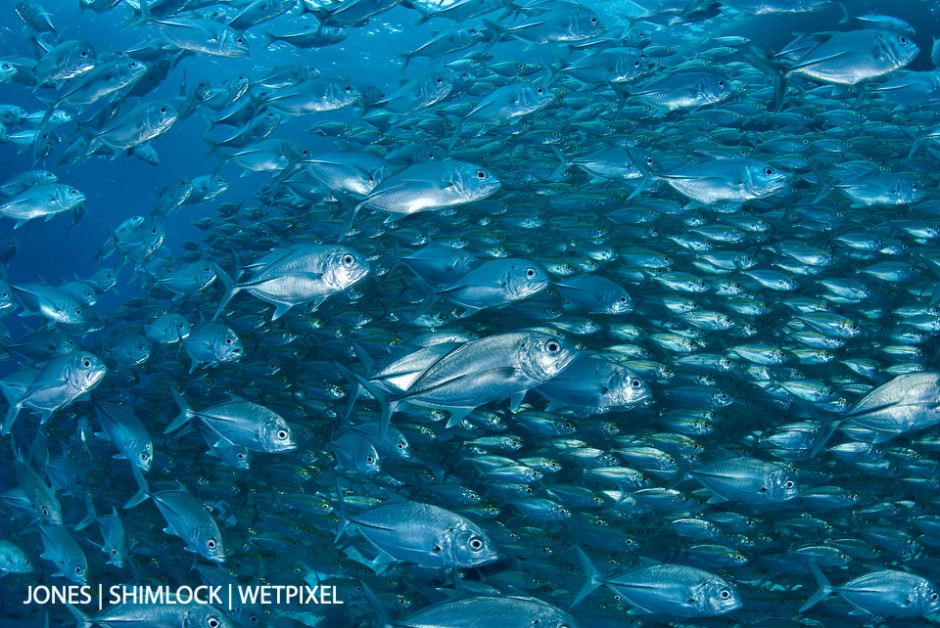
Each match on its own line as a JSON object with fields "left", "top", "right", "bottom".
{"left": 547, "top": 342, "right": 559, "bottom": 353}
{"left": 277, "top": 430, "right": 288, "bottom": 439}
{"left": 720, "top": 589, "right": 731, "bottom": 599}
{"left": 526, "top": 268, "right": 536, "bottom": 278}
{"left": 236, "top": 38, "right": 244, "bottom": 45}
{"left": 468, "top": 537, "right": 484, "bottom": 551}
{"left": 207, "top": 539, "right": 216, "bottom": 549}
{"left": 208, "top": 618, "right": 220, "bottom": 628}
{"left": 476, "top": 170, "right": 487, "bottom": 179}
{"left": 225, "top": 338, "right": 233, "bottom": 344}
{"left": 765, "top": 167, "right": 774, "bottom": 175}
{"left": 343, "top": 254, "right": 354, "bottom": 265}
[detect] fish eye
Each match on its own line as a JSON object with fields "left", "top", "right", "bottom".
{"left": 631, "top": 379, "right": 641, "bottom": 388}
{"left": 469, "top": 537, "right": 484, "bottom": 551}
{"left": 784, "top": 480, "right": 795, "bottom": 489}
{"left": 720, "top": 589, "right": 731, "bottom": 599}
{"left": 76, "top": 566, "right": 83, "bottom": 574}
{"left": 226, "top": 338, "right": 233, "bottom": 344}
{"left": 111, "top": 549, "right": 118, "bottom": 555}
{"left": 236, "top": 37, "right": 244, "bottom": 45}
{"left": 590, "top": 17, "right": 597, "bottom": 23}
{"left": 718, "top": 80, "right": 725, "bottom": 86}
{"left": 476, "top": 170, "right": 486, "bottom": 179}
{"left": 160, "top": 107, "right": 166, "bottom": 113}
{"left": 151, "top": 228, "right": 157, "bottom": 233}
{"left": 547, "top": 341, "right": 559, "bottom": 353}
{"left": 70, "top": 189, "right": 77, "bottom": 194}
{"left": 82, "top": 358, "right": 91, "bottom": 368}
{"left": 207, "top": 539, "right": 216, "bottom": 549}
{"left": 344, "top": 85, "right": 352, "bottom": 91}
{"left": 526, "top": 268, "right": 536, "bottom": 277}
{"left": 932, "top": 593, "right": 938, "bottom": 601}
{"left": 130, "top": 61, "right": 137, "bottom": 67}
{"left": 81, "top": 50, "right": 88, "bottom": 58}
{"left": 900, "top": 36, "right": 908, "bottom": 44}
{"left": 634, "top": 61, "right": 640, "bottom": 67}
{"left": 343, "top": 254, "right": 354, "bottom": 265}
{"left": 208, "top": 618, "right": 220, "bottom": 628}
{"left": 140, "top": 452, "right": 148, "bottom": 460}
{"left": 366, "top": 456, "right": 374, "bottom": 463}
{"left": 277, "top": 430, "right": 288, "bottom": 439}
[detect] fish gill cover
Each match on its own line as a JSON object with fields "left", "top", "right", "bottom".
{"left": 1, "top": 0, "right": 940, "bottom": 626}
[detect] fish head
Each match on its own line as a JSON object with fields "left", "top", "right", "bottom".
{"left": 454, "top": 163, "right": 501, "bottom": 202}
{"left": 67, "top": 352, "right": 108, "bottom": 392}
{"left": 134, "top": 438, "right": 154, "bottom": 472}
{"left": 519, "top": 331, "right": 578, "bottom": 380}
{"left": 220, "top": 29, "right": 250, "bottom": 58}
{"left": 89, "top": 268, "right": 117, "bottom": 292}
{"left": 609, "top": 370, "right": 652, "bottom": 407}
{"left": 700, "top": 577, "right": 741, "bottom": 615}
{"left": 879, "top": 30, "right": 920, "bottom": 68}
{"left": 54, "top": 185, "right": 86, "bottom": 211}
{"left": 327, "top": 246, "right": 370, "bottom": 289}
{"left": 261, "top": 416, "right": 296, "bottom": 453}
{"left": 114, "top": 335, "right": 151, "bottom": 367}
{"left": 59, "top": 41, "right": 97, "bottom": 80}
{"left": 913, "top": 579, "right": 940, "bottom": 614}
{"left": 569, "top": 9, "right": 606, "bottom": 40}
{"left": 896, "top": 177, "right": 927, "bottom": 204}
{"left": 505, "top": 261, "right": 550, "bottom": 299}
{"left": 768, "top": 467, "right": 800, "bottom": 501}
{"left": 745, "top": 162, "right": 789, "bottom": 198}
{"left": 213, "top": 326, "right": 242, "bottom": 363}
{"left": 438, "top": 520, "right": 498, "bottom": 567}
{"left": 327, "top": 80, "right": 361, "bottom": 108}
{"left": 146, "top": 102, "right": 178, "bottom": 134}
{"left": 190, "top": 608, "right": 236, "bottom": 628}
{"left": 195, "top": 526, "right": 227, "bottom": 563}
{"left": 121, "top": 57, "right": 148, "bottom": 82}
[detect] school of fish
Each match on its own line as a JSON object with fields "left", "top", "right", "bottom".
{"left": 2, "top": 0, "right": 940, "bottom": 626}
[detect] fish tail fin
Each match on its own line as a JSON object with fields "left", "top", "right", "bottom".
{"left": 212, "top": 261, "right": 240, "bottom": 320}
{"left": 333, "top": 478, "right": 349, "bottom": 544}
{"left": 571, "top": 547, "right": 602, "bottom": 607}
{"left": 332, "top": 359, "right": 365, "bottom": 423}
{"left": 124, "top": 465, "right": 150, "bottom": 509}
{"left": 2, "top": 401, "right": 21, "bottom": 437}
{"left": 66, "top": 603, "right": 92, "bottom": 628}
{"left": 481, "top": 19, "right": 506, "bottom": 55}
{"left": 164, "top": 387, "right": 195, "bottom": 433}
{"left": 360, "top": 580, "right": 389, "bottom": 626}
{"left": 809, "top": 418, "right": 842, "bottom": 459}
{"left": 747, "top": 47, "right": 787, "bottom": 110}
{"left": 337, "top": 201, "right": 361, "bottom": 242}
{"left": 548, "top": 145, "right": 569, "bottom": 181}
{"left": 409, "top": 294, "right": 440, "bottom": 322}
{"left": 799, "top": 564, "right": 833, "bottom": 612}
{"left": 75, "top": 491, "right": 98, "bottom": 531}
